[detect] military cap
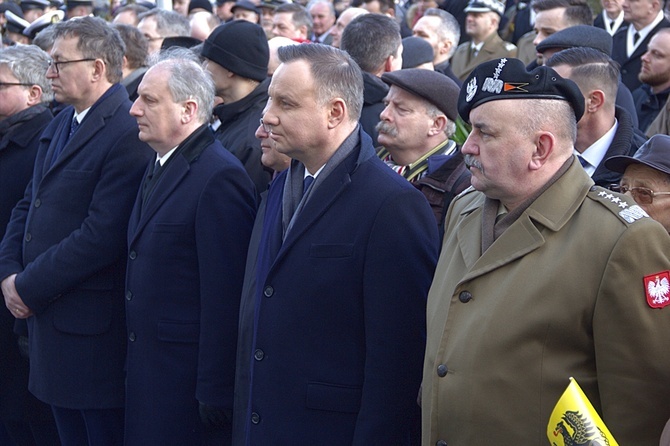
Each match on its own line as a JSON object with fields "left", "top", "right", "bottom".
{"left": 65, "top": 0, "right": 93, "bottom": 8}
{"left": 382, "top": 68, "right": 460, "bottom": 122}
{"left": 259, "top": 0, "right": 289, "bottom": 9}
{"left": 23, "top": 9, "right": 63, "bottom": 39}
{"left": 5, "top": 10, "right": 29, "bottom": 34}
{"left": 458, "top": 57, "right": 585, "bottom": 122}
{"left": 536, "top": 25, "right": 613, "bottom": 56}
{"left": 0, "top": 2, "right": 23, "bottom": 17}
{"left": 401, "top": 36, "right": 434, "bottom": 69}
{"left": 605, "top": 135, "right": 670, "bottom": 177}
{"left": 464, "top": 0, "right": 505, "bottom": 16}
{"left": 20, "top": 0, "right": 50, "bottom": 11}
{"left": 216, "top": 0, "right": 235, "bottom": 6}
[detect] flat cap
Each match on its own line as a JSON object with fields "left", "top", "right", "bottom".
{"left": 188, "top": 0, "right": 213, "bottom": 13}
{"left": 536, "top": 24, "right": 613, "bottom": 56}
{"left": 458, "top": 57, "right": 584, "bottom": 122}
{"left": 231, "top": 0, "right": 259, "bottom": 14}
{"left": 23, "top": 9, "right": 63, "bottom": 38}
{"left": 464, "top": 0, "right": 505, "bottom": 16}
{"left": 401, "top": 36, "right": 434, "bottom": 69}
{"left": 382, "top": 68, "right": 460, "bottom": 122}
{"left": 605, "top": 135, "right": 670, "bottom": 176}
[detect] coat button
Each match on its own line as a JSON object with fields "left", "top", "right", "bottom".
{"left": 129, "top": 250, "right": 137, "bottom": 260}
{"left": 125, "top": 291, "right": 133, "bottom": 301}
{"left": 458, "top": 291, "right": 472, "bottom": 303}
{"left": 436, "top": 441, "right": 447, "bottom": 446}
{"left": 129, "top": 332, "right": 136, "bottom": 342}
{"left": 34, "top": 199, "right": 41, "bottom": 208}
{"left": 24, "top": 233, "right": 31, "bottom": 242}
{"left": 251, "top": 412, "right": 260, "bottom": 424}
{"left": 263, "top": 286, "right": 274, "bottom": 297}
{"left": 254, "top": 349, "right": 264, "bottom": 361}
{"left": 437, "top": 364, "right": 448, "bottom": 377}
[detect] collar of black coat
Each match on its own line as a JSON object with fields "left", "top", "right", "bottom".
{"left": 168, "top": 123, "right": 216, "bottom": 165}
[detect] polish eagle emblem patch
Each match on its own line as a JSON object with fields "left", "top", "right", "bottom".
{"left": 644, "top": 271, "right": 670, "bottom": 308}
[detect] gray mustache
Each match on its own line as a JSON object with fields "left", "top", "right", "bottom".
{"left": 464, "top": 154, "right": 483, "bottom": 172}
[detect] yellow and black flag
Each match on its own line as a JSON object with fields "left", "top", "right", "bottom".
{"left": 547, "top": 377, "right": 619, "bottom": 446}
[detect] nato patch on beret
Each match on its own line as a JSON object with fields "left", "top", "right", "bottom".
{"left": 401, "top": 36, "right": 434, "bottom": 69}
{"left": 605, "top": 134, "right": 670, "bottom": 177}
{"left": 536, "top": 25, "right": 613, "bottom": 56}
{"left": 382, "top": 68, "right": 460, "bottom": 122}
{"left": 458, "top": 57, "right": 584, "bottom": 122}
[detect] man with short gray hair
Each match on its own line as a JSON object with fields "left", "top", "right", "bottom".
{"left": 125, "top": 50, "right": 256, "bottom": 446}
{"left": 412, "top": 8, "right": 462, "bottom": 85}
{"left": 137, "top": 9, "right": 191, "bottom": 55}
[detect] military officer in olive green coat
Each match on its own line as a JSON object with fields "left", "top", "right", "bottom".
{"left": 422, "top": 58, "right": 670, "bottom": 445}
{"left": 450, "top": 0, "right": 517, "bottom": 81}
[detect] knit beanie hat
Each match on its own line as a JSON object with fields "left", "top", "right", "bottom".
{"left": 202, "top": 20, "right": 269, "bottom": 82}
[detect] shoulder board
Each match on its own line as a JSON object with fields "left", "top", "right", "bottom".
{"left": 454, "top": 185, "right": 477, "bottom": 200}
{"left": 504, "top": 42, "right": 517, "bottom": 51}
{"left": 587, "top": 185, "right": 650, "bottom": 224}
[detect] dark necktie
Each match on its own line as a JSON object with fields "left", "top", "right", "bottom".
{"left": 142, "top": 160, "right": 161, "bottom": 202}
{"left": 633, "top": 32, "right": 641, "bottom": 44}
{"left": 303, "top": 175, "right": 314, "bottom": 197}
{"left": 578, "top": 155, "right": 589, "bottom": 169}
{"left": 68, "top": 117, "right": 80, "bottom": 140}
{"left": 50, "top": 117, "right": 79, "bottom": 167}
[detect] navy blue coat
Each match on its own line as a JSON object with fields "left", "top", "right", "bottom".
{"left": 0, "top": 85, "right": 152, "bottom": 409}
{"left": 124, "top": 126, "right": 256, "bottom": 445}
{"left": 612, "top": 18, "right": 670, "bottom": 92}
{"left": 244, "top": 128, "right": 439, "bottom": 444}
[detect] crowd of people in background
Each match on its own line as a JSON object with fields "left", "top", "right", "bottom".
{"left": 0, "top": 0, "right": 670, "bottom": 443}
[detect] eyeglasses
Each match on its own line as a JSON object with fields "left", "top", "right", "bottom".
{"left": 614, "top": 185, "right": 670, "bottom": 205}
{"left": 259, "top": 118, "right": 273, "bottom": 133}
{"left": 0, "top": 82, "right": 32, "bottom": 89}
{"left": 46, "top": 58, "right": 96, "bottom": 74}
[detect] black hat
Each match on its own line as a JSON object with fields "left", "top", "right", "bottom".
{"left": 401, "top": 36, "right": 434, "bottom": 69}
{"left": 536, "top": 25, "right": 613, "bottom": 56}
{"left": 458, "top": 57, "right": 584, "bottom": 122}
{"left": 259, "top": 0, "right": 288, "bottom": 9}
{"left": 23, "top": 9, "right": 63, "bottom": 38}
{"left": 5, "top": 10, "right": 29, "bottom": 34}
{"left": 188, "top": 0, "right": 213, "bottom": 14}
{"left": 161, "top": 36, "right": 203, "bottom": 49}
{"left": 216, "top": 0, "right": 235, "bottom": 6}
{"left": 231, "top": 0, "right": 259, "bottom": 14}
{"left": 202, "top": 20, "right": 269, "bottom": 81}
{"left": 605, "top": 135, "right": 670, "bottom": 176}
{"left": 20, "top": 0, "right": 50, "bottom": 12}
{"left": 464, "top": 0, "right": 505, "bottom": 16}
{"left": 65, "top": 0, "right": 93, "bottom": 8}
{"left": 382, "top": 69, "right": 460, "bottom": 122}
{"left": 0, "top": 2, "right": 23, "bottom": 17}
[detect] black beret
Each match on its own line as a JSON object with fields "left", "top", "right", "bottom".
{"left": 202, "top": 20, "right": 269, "bottom": 81}
{"left": 458, "top": 57, "right": 584, "bottom": 122}
{"left": 605, "top": 134, "right": 670, "bottom": 176}
{"left": 161, "top": 36, "right": 203, "bottom": 49}
{"left": 188, "top": 0, "right": 213, "bottom": 13}
{"left": 401, "top": 36, "right": 434, "bottom": 69}
{"left": 382, "top": 68, "right": 460, "bottom": 122}
{"left": 536, "top": 25, "right": 613, "bottom": 56}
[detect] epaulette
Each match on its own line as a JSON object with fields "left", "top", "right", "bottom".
{"left": 586, "top": 185, "right": 650, "bottom": 225}
{"left": 504, "top": 42, "right": 517, "bottom": 51}
{"left": 454, "top": 185, "right": 477, "bottom": 201}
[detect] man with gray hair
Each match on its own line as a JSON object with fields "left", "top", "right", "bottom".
{"left": 412, "top": 8, "right": 462, "bottom": 85}
{"left": 137, "top": 8, "right": 191, "bottom": 55}
{"left": 308, "top": 0, "right": 336, "bottom": 44}
{"left": 0, "top": 43, "right": 60, "bottom": 446}
{"left": 241, "top": 43, "right": 437, "bottom": 444}
{"left": 272, "top": 3, "right": 312, "bottom": 41}
{"left": 0, "top": 17, "right": 152, "bottom": 445}
{"left": 341, "top": 13, "right": 402, "bottom": 145}
{"left": 125, "top": 49, "right": 256, "bottom": 446}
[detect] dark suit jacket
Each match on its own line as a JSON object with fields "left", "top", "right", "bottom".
{"left": 611, "top": 18, "right": 670, "bottom": 91}
{"left": 0, "top": 84, "right": 152, "bottom": 409}
{"left": 124, "top": 125, "right": 256, "bottom": 445}
{"left": 244, "top": 128, "right": 439, "bottom": 444}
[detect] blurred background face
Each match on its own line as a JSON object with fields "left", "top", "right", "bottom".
{"left": 310, "top": 2, "right": 335, "bottom": 36}
{"left": 620, "top": 163, "right": 670, "bottom": 232}
{"left": 0, "top": 64, "right": 32, "bottom": 120}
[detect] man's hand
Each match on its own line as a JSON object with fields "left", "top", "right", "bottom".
{"left": 2, "top": 274, "right": 33, "bottom": 319}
